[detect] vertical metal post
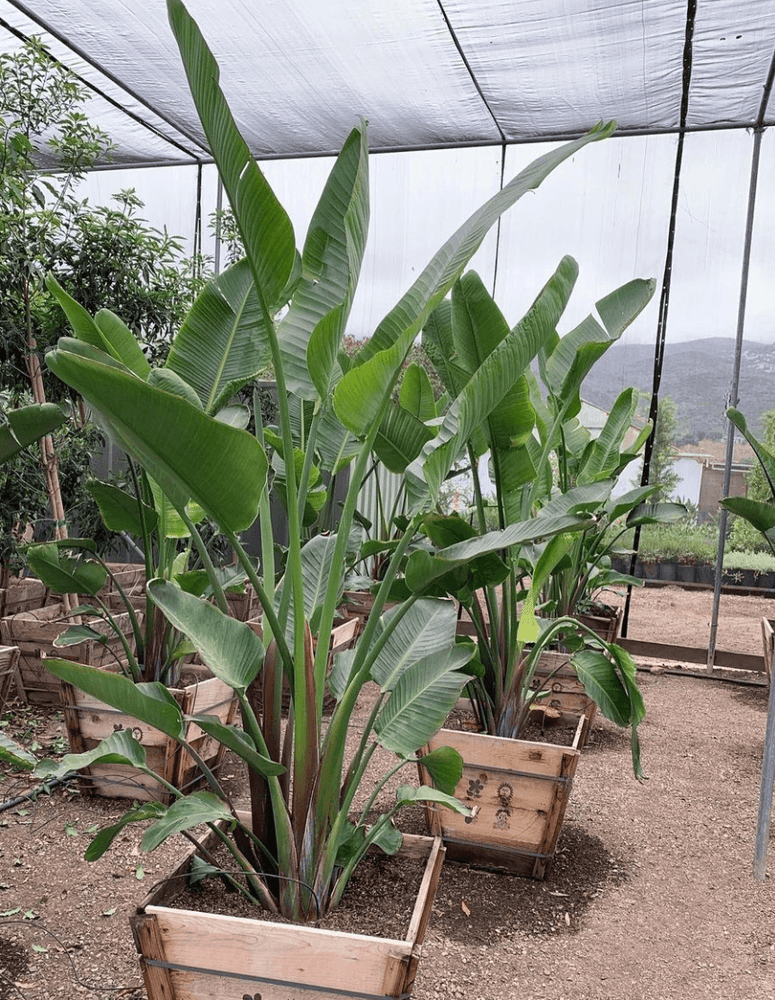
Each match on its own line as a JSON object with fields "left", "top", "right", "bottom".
{"left": 753, "top": 659, "right": 775, "bottom": 878}
{"left": 707, "top": 132, "right": 769, "bottom": 669}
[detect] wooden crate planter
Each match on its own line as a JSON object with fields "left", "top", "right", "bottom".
{"left": 762, "top": 618, "right": 775, "bottom": 683}
{"left": 418, "top": 708, "right": 591, "bottom": 880}
{"left": 530, "top": 650, "right": 597, "bottom": 747}
{"left": 131, "top": 823, "right": 444, "bottom": 1000}
{"left": 0, "top": 645, "right": 21, "bottom": 713}
{"left": 60, "top": 661, "right": 237, "bottom": 803}
{"left": 577, "top": 605, "right": 621, "bottom": 644}
{"left": 103, "top": 562, "right": 146, "bottom": 595}
{"left": 0, "top": 576, "right": 54, "bottom": 619}
{"left": 0, "top": 603, "right": 139, "bottom": 705}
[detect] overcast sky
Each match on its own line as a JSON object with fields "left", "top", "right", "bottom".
{"left": 81, "top": 124, "right": 775, "bottom": 353}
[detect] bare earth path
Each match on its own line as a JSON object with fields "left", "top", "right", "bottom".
{"left": 1, "top": 585, "right": 775, "bottom": 1000}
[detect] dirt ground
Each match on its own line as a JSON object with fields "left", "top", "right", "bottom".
{"left": 2, "top": 584, "right": 775, "bottom": 1000}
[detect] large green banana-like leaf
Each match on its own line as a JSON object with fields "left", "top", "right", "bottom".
{"left": 625, "top": 501, "right": 686, "bottom": 527}
{"left": 399, "top": 364, "right": 437, "bottom": 423}
{"left": 280, "top": 125, "right": 369, "bottom": 399}
{"left": 186, "top": 716, "right": 285, "bottom": 777}
{"left": 168, "top": 0, "right": 296, "bottom": 316}
{"left": 0, "top": 731, "right": 37, "bottom": 770}
{"left": 315, "top": 404, "right": 360, "bottom": 474}
{"left": 141, "top": 791, "right": 234, "bottom": 852}
{"left": 34, "top": 727, "right": 148, "bottom": 783}
{"left": 147, "top": 580, "right": 264, "bottom": 694}
{"left": 545, "top": 280, "right": 655, "bottom": 422}
{"left": 452, "top": 270, "right": 510, "bottom": 373}
{"left": 42, "top": 659, "right": 186, "bottom": 739}
{"left": 87, "top": 480, "right": 159, "bottom": 535}
{"left": 578, "top": 388, "right": 639, "bottom": 483}
{"left": 369, "top": 598, "right": 458, "bottom": 690}
{"left": 47, "top": 276, "right": 150, "bottom": 379}
{"left": 422, "top": 299, "right": 470, "bottom": 399}
{"left": 726, "top": 408, "right": 775, "bottom": 499}
{"left": 27, "top": 543, "right": 107, "bottom": 597}
{"left": 405, "top": 507, "right": 595, "bottom": 592}
{"left": 374, "top": 646, "right": 473, "bottom": 754}
{"left": 373, "top": 403, "right": 435, "bottom": 474}
{"left": 718, "top": 496, "right": 775, "bottom": 536}
{"left": 406, "top": 256, "right": 578, "bottom": 506}
{"left": 334, "top": 124, "right": 616, "bottom": 438}
{"left": 166, "top": 258, "right": 269, "bottom": 415}
{"left": 0, "top": 403, "right": 65, "bottom": 464}
{"left": 516, "top": 533, "right": 574, "bottom": 644}
{"left": 83, "top": 801, "right": 166, "bottom": 862}
{"left": 605, "top": 485, "right": 657, "bottom": 520}
{"left": 46, "top": 346, "right": 266, "bottom": 533}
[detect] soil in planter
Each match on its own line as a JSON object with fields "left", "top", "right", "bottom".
{"left": 443, "top": 705, "right": 581, "bottom": 747}
{"left": 161, "top": 840, "right": 429, "bottom": 942}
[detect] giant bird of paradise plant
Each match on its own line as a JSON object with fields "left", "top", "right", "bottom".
{"left": 29, "top": 0, "right": 647, "bottom": 921}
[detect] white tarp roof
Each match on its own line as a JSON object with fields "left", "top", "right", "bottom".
{"left": 1, "top": 0, "right": 774, "bottom": 167}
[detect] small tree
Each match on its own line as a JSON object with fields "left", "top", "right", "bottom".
{"left": 631, "top": 392, "right": 681, "bottom": 501}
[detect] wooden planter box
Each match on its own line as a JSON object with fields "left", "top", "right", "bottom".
{"left": 577, "top": 605, "right": 621, "bottom": 644}
{"left": 0, "top": 603, "right": 139, "bottom": 705}
{"left": 0, "top": 576, "right": 54, "bottom": 619}
{"left": 530, "top": 651, "right": 597, "bottom": 747}
{"left": 762, "top": 618, "right": 775, "bottom": 683}
{"left": 131, "top": 824, "right": 444, "bottom": 1000}
{"left": 60, "top": 660, "right": 237, "bottom": 803}
{"left": 0, "top": 645, "right": 20, "bottom": 713}
{"left": 419, "top": 708, "right": 591, "bottom": 880}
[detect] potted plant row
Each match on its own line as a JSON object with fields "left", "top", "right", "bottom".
{"left": 0, "top": 3, "right": 660, "bottom": 996}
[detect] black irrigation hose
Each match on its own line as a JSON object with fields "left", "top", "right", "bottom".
{"left": 0, "top": 775, "right": 75, "bottom": 815}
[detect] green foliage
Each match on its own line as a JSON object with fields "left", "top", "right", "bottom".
{"left": 729, "top": 407, "right": 775, "bottom": 553}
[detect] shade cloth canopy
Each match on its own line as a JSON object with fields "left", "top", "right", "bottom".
{"left": 1, "top": 0, "right": 774, "bottom": 167}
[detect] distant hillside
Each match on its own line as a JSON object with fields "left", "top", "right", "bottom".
{"left": 580, "top": 338, "right": 775, "bottom": 445}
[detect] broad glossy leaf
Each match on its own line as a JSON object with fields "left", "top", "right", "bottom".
{"left": 0, "top": 732, "right": 36, "bottom": 770}
{"left": 394, "top": 783, "right": 471, "bottom": 816}
{"left": 84, "top": 801, "right": 166, "bottom": 861}
{"left": 140, "top": 791, "right": 234, "bottom": 852}
{"left": 719, "top": 497, "right": 775, "bottom": 535}
{"left": 370, "top": 598, "right": 458, "bottom": 691}
{"left": 47, "top": 276, "right": 149, "bottom": 378}
{"left": 405, "top": 508, "right": 594, "bottom": 592}
{"left": 53, "top": 624, "right": 108, "bottom": 647}
{"left": 27, "top": 543, "right": 107, "bottom": 597}
{"left": 605, "top": 485, "right": 658, "bottom": 521}
{"left": 87, "top": 480, "right": 158, "bottom": 536}
{"left": 517, "top": 533, "right": 574, "bottom": 644}
{"left": 186, "top": 715, "right": 285, "bottom": 776}
{"left": 418, "top": 745, "right": 464, "bottom": 796}
{"left": 46, "top": 346, "right": 267, "bottom": 533}
{"left": 281, "top": 124, "right": 369, "bottom": 399}
{"left": 369, "top": 820, "right": 403, "bottom": 855}
{"left": 422, "top": 299, "right": 470, "bottom": 399}
{"left": 578, "top": 388, "right": 639, "bottom": 483}
{"left": 407, "top": 256, "right": 578, "bottom": 505}
{"left": 727, "top": 408, "right": 775, "bottom": 500}
{"left": 42, "top": 659, "right": 185, "bottom": 739}
{"left": 147, "top": 580, "right": 264, "bottom": 693}
{"left": 335, "top": 124, "right": 616, "bottom": 437}
{"left": 399, "top": 363, "right": 437, "bottom": 423}
{"left": 148, "top": 368, "right": 202, "bottom": 409}
{"left": 0, "top": 403, "right": 65, "bottom": 464}
{"left": 168, "top": 0, "right": 296, "bottom": 314}
{"left": 626, "top": 501, "right": 686, "bottom": 527}
{"left": 452, "top": 271, "right": 510, "bottom": 373}
{"left": 34, "top": 727, "right": 148, "bottom": 783}
{"left": 374, "top": 403, "right": 435, "bottom": 473}
{"left": 166, "top": 258, "right": 269, "bottom": 415}
{"left": 374, "top": 646, "right": 473, "bottom": 754}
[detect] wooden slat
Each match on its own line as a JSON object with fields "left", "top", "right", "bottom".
{"left": 145, "top": 906, "right": 412, "bottom": 997}
{"left": 762, "top": 619, "right": 774, "bottom": 683}
{"left": 0, "top": 645, "right": 20, "bottom": 710}
{"left": 618, "top": 636, "right": 765, "bottom": 672}
{"left": 131, "top": 913, "right": 176, "bottom": 1000}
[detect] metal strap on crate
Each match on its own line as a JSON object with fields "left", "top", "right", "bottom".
{"left": 141, "top": 958, "right": 409, "bottom": 999}
{"left": 460, "top": 759, "right": 574, "bottom": 785}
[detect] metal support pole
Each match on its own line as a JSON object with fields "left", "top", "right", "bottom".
{"left": 753, "top": 655, "right": 775, "bottom": 878}
{"left": 707, "top": 128, "right": 766, "bottom": 670}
